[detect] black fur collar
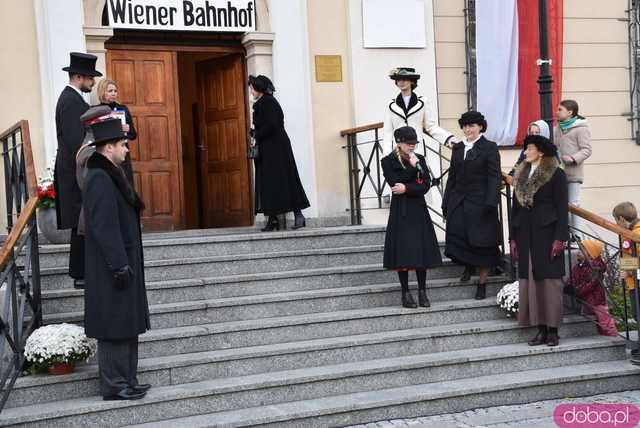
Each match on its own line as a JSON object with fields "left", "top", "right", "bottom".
{"left": 87, "top": 152, "right": 144, "bottom": 211}
{"left": 514, "top": 156, "right": 559, "bottom": 208}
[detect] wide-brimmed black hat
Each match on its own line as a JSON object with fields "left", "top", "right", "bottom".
{"left": 523, "top": 134, "right": 557, "bottom": 157}
{"left": 389, "top": 67, "right": 420, "bottom": 81}
{"left": 89, "top": 118, "right": 125, "bottom": 146}
{"left": 62, "top": 52, "right": 103, "bottom": 77}
{"left": 458, "top": 110, "right": 487, "bottom": 132}
{"left": 394, "top": 126, "right": 419, "bottom": 144}
{"left": 248, "top": 75, "right": 275, "bottom": 94}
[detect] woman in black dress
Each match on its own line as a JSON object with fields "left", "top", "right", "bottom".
{"left": 97, "top": 78, "right": 137, "bottom": 186}
{"left": 510, "top": 134, "right": 568, "bottom": 347}
{"left": 382, "top": 126, "right": 443, "bottom": 308}
{"left": 442, "top": 111, "right": 501, "bottom": 300}
{"left": 249, "top": 75, "right": 310, "bottom": 231}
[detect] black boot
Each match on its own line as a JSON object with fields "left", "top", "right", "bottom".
{"left": 398, "top": 271, "right": 417, "bottom": 308}
{"left": 261, "top": 216, "right": 280, "bottom": 232}
{"left": 546, "top": 327, "right": 559, "bottom": 347}
{"left": 474, "top": 282, "right": 486, "bottom": 300}
{"left": 528, "top": 325, "right": 548, "bottom": 346}
{"left": 292, "top": 210, "right": 306, "bottom": 230}
{"left": 416, "top": 269, "right": 430, "bottom": 308}
{"left": 460, "top": 266, "right": 473, "bottom": 282}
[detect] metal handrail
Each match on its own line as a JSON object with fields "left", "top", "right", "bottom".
{"left": 0, "top": 120, "right": 42, "bottom": 412}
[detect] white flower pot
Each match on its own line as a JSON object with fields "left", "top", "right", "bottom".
{"left": 37, "top": 208, "right": 71, "bottom": 244}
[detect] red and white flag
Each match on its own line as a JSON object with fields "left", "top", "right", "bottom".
{"left": 476, "top": 0, "right": 563, "bottom": 146}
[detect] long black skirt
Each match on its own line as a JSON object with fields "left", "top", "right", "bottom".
{"left": 383, "top": 204, "right": 443, "bottom": 270}
{"left": 445, "top": 202, "right": 499, "bottom": 268}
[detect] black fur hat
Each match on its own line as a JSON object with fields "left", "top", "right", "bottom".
{"left": 524, "top": 134, "right": 557, "bottom": 157}
{"left": 394, "top": 126, "right": 418, "bottom": 144}
{"left": 458, "top": 111, "right": 487, "bottom": 133}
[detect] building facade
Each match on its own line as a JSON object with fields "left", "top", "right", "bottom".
{"left": 1, "top": 0, "right": 637, "bottom": 232}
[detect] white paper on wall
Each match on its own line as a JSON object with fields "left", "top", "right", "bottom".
{"left": 362, "top": 0, "right": 426, "bottom": 48}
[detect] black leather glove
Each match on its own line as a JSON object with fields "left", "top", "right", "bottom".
{"left": 113, "top": 265, "right": 133, "bottom": 289}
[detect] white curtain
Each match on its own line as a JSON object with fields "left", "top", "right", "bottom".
{"left": 476, "top": 0, "right": 519, "bottom": 146}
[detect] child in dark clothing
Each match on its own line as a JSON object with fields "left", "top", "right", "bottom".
{"left": 567, "top": 240, "right": 618, "bottom": 336}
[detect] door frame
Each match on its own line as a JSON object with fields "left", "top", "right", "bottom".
{"left": 105, "top": 41, "right": 252, "bottom": 230}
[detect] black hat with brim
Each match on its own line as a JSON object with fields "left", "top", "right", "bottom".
{"left": 248, "top": 75, "right": 275, "bottom": 94}
{"left": 458, "top": 110, "right": 488, "bottom": 132}
{"left": 394, "top": 126, "right": 419, "bottom": 144}
{"left": 62, "top": 52, "right": 103, "bottom": 77}
{"left": 89, "top": 118, "right": 125, "bottom": 146}
{"left": 389, "top": 67, "right": 420, "bottom": 81}
{"left": 524, "top": 134, "right": 557, "bottom": 157}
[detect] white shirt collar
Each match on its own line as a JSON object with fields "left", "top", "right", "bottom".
{"left": 463, "top": 134, "right": 482, "bottom": 146}
{"left": 67, "top": 84, "right": 85, "bottom": 99}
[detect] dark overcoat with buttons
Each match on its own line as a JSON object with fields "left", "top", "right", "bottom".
{"left": 442, "top": 136, "right": 502, "bottom": 249}
{"left": 83, "top": 152, "right": 150, "bottom": 340}
{"left": 382, "top": 152, "right": 443, "bottom": 269}
{"left": 510, "top": 159, "right": 569, "bottom": 280}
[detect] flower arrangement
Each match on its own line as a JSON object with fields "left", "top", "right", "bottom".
{"left": 24, "top": 323, "right": 96, "bottom": 375}
{"left": 496, "top": 281, "right": 519, "bottom": 317}
{"left": 37, "top": 162, "right": 56, "bottom": 209}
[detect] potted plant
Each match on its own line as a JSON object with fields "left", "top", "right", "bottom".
{"left": 24, "top": 323, "right": 96, "bottom": 375}
{"left": 36, "top": 163, "right": 70, "bottom": 244}
{"left": 496, "top": 280, "right": 519, "bottom": 317}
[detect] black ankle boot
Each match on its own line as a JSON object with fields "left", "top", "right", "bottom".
{"left": 401, "top": 281, "right": 417, "bottom": 308}
{"left": 261, "top": 216, "right": 280, "bottom": 232}
{"left": 474, "top": 282, "right": 486, "bottom": 300}
{"left": 460, "top": 266, "right": 473, "bottom": 282}
{"left": 546, "top": 327, "right": 559, "bottom": 347}
{"left": 528, "top": 325, "right": 548, "bottom": 346}
{"left": 418, "top": 287, "right": 430, "bottom": 308}
{"left": 292, "top": 213, "right": 306, "bottom": 230}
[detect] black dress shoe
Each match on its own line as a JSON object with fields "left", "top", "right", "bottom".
{"left": 73, "top": 279, "right": 85, "bottom": 289}
{"left": 292, "top": 215, "right": 306, "bottom": 230}
{"left": 131, "top": 383, "right": 151, "bottom": 393}
{"left": 460, "top": 266, "right": 473, "bottom": 282}
{"left": 474, "top": 283, "right": 486, "bottom": 300}
{"left": 418, "top": 289, "right": 430, "bottom": 308}
{"left": 261, "top": 216, "right": 280, "bottom": 232}
{"left": 103, "top": 388, "right": 146, "bottom": 401}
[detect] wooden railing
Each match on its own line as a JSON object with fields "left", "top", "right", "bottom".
{"left": 0, "top": 120, "right": 42, "bottom": 411}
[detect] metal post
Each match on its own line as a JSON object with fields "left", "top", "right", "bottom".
{"left": 631, "top": 239, "right": 640, "bottom": 353}
{"left": 374, "top": 129, "right": 382, "bottom": 209}
{"left": 346, "top": 134, "right": 356, "bottom": 225}
{"left": 538, "top": 0, "right": 555, "bottom": 143}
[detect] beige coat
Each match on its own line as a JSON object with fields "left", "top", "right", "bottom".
{"left": 553, "top": 119, "right": 592, "bottom": 183}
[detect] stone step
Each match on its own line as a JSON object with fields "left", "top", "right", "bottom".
{"left": 4, "top": 316, "right": 595, "bottom": 408}
{"left": 41, "top": 274, "right": 507, "bottom": 315}
{"left": 131, "top": 300, "right": 548, "bottom": 358}
{"left": 123, "top": 361, "right": 640, "bottom": 428}
{"left": 36, "top": 226, "right": 386, "bottom": 268}
{"left": 39, "top": 245, "right": 389, "bottom": 289}
{"left": 0, "top": 341, "right": 631, "bottom": 427}
{"left": 44, "top": 289, "right": 506, "bottom": 331}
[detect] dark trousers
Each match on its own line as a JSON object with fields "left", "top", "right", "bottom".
{"left": 97, "top": 337, "right": 139, "bottom": 396}
{"left": 69, "top": 228, "right": 85, "bottom": 279}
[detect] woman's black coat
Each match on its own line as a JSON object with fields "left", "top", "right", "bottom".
{"left": 510, "top": 160, "right": 569, "bottom": 280}
{"left": 252, "top": 94, "right": 310, "bottom": 216}
{"left": 82, "top": 153, "right": 150, "bottom": 340}
{"left": 382, "top": 153, "right": 443, "bottom": 269}
{"left": 442, "top": 136, "right": 501, "bottom": 248}
{"left": 101, "top": 101, "right": 136, "bottom": 185}
{"left": 54, "top": 86, "right": 89, "bottom": 229}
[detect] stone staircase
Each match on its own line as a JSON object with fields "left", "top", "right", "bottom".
{"left": 0, "top": 225, "right": 638, "bottom": 427}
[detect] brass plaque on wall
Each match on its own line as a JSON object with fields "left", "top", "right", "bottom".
{"left": 315, "top": 55, "right": 342, "bottom": 82}
{"left": 619, "top": 257, "right": 640, "bottom": 270}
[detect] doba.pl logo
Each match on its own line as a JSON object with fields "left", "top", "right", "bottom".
{"left": 554, "top": 404, "right": 640, "bottom": 428}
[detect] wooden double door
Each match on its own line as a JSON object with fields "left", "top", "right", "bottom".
{"left": 107, "top": 48, "right": 252, "bottom": 230}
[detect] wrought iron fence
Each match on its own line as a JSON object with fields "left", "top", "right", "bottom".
{"left": 0, "top": 121, "right": 42, "bottom": 411}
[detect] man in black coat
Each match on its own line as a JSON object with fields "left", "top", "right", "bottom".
{"left": 83, "top": 118, "right": 150, "bottom": 401}
{"left": 54, "top": 52, "right": 102, "bottom": 289}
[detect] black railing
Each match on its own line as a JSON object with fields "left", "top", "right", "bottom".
{"left": 0, "top": 121, "right": 42, "bottom": 412}
{"left": 340, "top": 123, "right": 513, "bottom": 275}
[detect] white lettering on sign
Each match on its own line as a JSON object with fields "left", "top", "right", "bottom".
{"left": 107, "top": 0, "right": 255, "bottom": 32}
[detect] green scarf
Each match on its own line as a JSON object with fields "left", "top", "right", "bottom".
{"left": 559, "top": 116, "right": 578, "bottom": 132}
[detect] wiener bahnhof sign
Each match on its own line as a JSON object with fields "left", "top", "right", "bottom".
{"left": 107, "top": 0, "right": 256, "bottom": 32}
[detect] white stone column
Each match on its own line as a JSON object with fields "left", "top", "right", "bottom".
{"left": 84, "top": 25, "right": 114, "bottom": 104}
{"left": 242, "top": 32, "right": 276, "bottom": 79}
{"left": 33, "top": 0, "right": 87, "bottom": 166}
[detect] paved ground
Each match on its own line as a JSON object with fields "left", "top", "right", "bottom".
{"left": 343, "top": 390, "right": 640, "bottom": 428}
